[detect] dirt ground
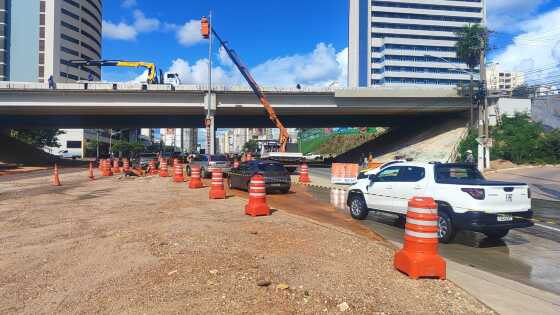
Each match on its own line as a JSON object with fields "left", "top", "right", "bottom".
{"left": 0, "top": 169, "right": 494, "bottom": 314}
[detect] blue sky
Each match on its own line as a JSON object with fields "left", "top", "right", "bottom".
{"left": 102, "top": 0, "right": 560, "bottom": 87}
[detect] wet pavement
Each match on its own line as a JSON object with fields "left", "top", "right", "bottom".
{"left": 309, "top": 186, "right": 560, "bottom": 296}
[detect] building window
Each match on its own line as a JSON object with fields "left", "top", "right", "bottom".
{"left": 61, "top": 46, "right": 80, "bottom": 57}
{"left": 61, "top": 8, "right": 80, "bottom": 21}
{"left": 67, "top": 141, "right": 82, "bottom": 148}
{"left": 61, "top": 33, "right": 80, "bottom": 44}
{"left": 372, "top": 12, "right": 482, "bottom": 24}
{"left": 61, "top": 21, "right": 80, "bottom": 33}
{"left": 62, "top": 0, "right": 80, "bottom": 9}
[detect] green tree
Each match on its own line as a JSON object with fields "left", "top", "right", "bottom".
{"left": 112, "top": 140, "right": 133, "bottom": 156}
{"left": 455, "top": 24, "right": 489, "bottom": 70}
{"left": 243, "top": 140, "right": 259, "bottom": 153}
{"left": 11, "top": 129, "right": 64, "bottom": 148}
{"left": 130, "top": 143, "right": 146, "bottom": 156}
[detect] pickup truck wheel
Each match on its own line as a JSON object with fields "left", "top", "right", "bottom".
{"left": 437, "top": 212, "right": 456, "bottom": 243}
{"left": 349, "top": 195, "right": 368, "bottom": 220}
{"left": 484, "top": 230, "right": 509, "bottom": 240}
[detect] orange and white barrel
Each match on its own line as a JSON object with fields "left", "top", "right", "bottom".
{"left": 173, "top": 162, "right": 184, "bottom": 182}
{"left": 394, "top": 196, "right": 446, "bottom": 280}
{"left": 112, "top": 159, "right": 121, "bottom": 174}
{"left": 189, "top": 165, "right": 203, "bottom": 189}
{"left": 123, "top": 159, "right": 130, "bottom": 173}
{"left": 245, "top": 174, "right": 270, "bottom": 217}
{"left": 159, "top": 158, "right": 169, "bottom": 177}
{"left": 299, "top": 163, "right": 311, "bottom": 183}
{"left": 209, "top": 169, "right": 226, "bottom": 199}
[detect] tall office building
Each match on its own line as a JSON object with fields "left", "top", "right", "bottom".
{"left": 487, "top": 64, "right": 525, "bottom": 96}
{"left": 349, "top": 0, "right": 485, "bottom": 88}
{"left": 1, "top": 0, "right": 102, "bottom": 82}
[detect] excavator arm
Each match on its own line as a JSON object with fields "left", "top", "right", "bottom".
{"left": 201, "top": 18, "right": 290, "bottom": 152}
{"left": 68, "top": 60, "right": 157, "bottom": 83}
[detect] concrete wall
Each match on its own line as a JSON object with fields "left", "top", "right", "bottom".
{"left": 533, "top": 96, "right": 560, "bottom": 130}
{"left": 489, "top": 98, "right": 531, "bottom": 126}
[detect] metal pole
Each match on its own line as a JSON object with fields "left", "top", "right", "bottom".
{"left": 96, "top": 129, "right": 99, "bottom": 160}
{"left": 206, "top": 11, "right": 214, "bottom": 155}
{"left": 469, "top": 73, "right": 474, "bottom": 127}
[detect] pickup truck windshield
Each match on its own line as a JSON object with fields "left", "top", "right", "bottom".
{"left": 435, "top": 165, "right": 485, "bottom": 182}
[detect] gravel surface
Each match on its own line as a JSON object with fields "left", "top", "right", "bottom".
{"left": 0, "top": 170, "right": 494, "bottom": 314}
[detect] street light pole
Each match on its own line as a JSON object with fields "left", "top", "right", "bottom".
{"left": 206, "top": 12, "right": 215, "bottom": 155}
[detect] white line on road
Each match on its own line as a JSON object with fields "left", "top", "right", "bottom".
{"left": 535, "top": 223, "right": 560, "bottom": 233}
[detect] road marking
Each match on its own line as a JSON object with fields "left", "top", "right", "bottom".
{"left": 534, "top": 223, "right": 560, "bottom": 233}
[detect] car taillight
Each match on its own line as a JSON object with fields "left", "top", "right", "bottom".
{"left": 461, "top": 188, "right": 485, "bottom": 200}
{"left": 528, "top": 188, "right": 531, "bottom": 199}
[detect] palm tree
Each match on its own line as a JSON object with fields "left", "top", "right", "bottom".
{"left": 455, "top": 24, "right": 489, "bottom": 126}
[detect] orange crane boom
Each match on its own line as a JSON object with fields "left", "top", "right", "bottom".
{"left": 201, "top": 17, "right": 290, "bottom": 152}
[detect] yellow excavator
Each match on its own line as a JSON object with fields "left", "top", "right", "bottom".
{"left": 68, "top": 60, "right": 160, "bottom": 84}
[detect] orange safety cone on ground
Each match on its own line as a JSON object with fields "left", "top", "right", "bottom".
{"left": 209, "top": 169, "right": 226, "bottom": 199}
{"left": 159, "top": 158, "right": 169, "bottom": 177}
{"left": 123, "top": 159, "right": 130, "bottom": 173}
{"left": 147, "top": 160, "right": 157, "bottom": 176}
{"left": 112, "top": 159, "right": 121, "bottom": 174}
{"left": 245, "top": 174, "right": 270, "bottom": 217}
{"left": 88, "top": 162, "right": 95, "bottom": 180}
{"left": 173, "top": 162, "right": 184, "bottom": 182}
{"left": 52, "top": 164, "right": 61, "bottom": 186}
{"left": 299, "top": 163, "right": 311, "bottom": 183}
{"left": 189, "top": 165, "right": 204, "bottom": 189}
{"left": 102, "top": 159, "right": 113, "bottom": 176}
{"left": 394, "top": 197, "right": 446, "bottom": 280}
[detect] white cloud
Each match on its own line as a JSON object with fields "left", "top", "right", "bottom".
{"left": 103, "top": 10, "right": 160, "bottom": 41}
{"left": 176, "top": 19, "right": 204, "bottom": 47}
{"left": 132, "top": 10, "right": 160, "bottom": 32}
{"left": 146, "top": 43, "right": 348, "bottom": 87}
{"left": 121, "top": 0, "right": 137, "bottom": 8}
{"left": 102, "top": 20, "right": 137, "bottom": 41}
{"left": 487, "top": 0, "right": 548, "bottom": 32}
{"left": 493, "top": 8, "right": 560, "bottom": 84}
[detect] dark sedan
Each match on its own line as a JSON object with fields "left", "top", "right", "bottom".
{"left": 228, "top": 160, "right": 291, "bottom": 194}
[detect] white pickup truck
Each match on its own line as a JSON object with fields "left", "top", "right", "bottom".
{"left": 347, "top": 162, "right": 533, "bottom": 242}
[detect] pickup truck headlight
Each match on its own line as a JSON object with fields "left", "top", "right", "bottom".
{"left": 461, "top": 188, "right": 485, "bottom": 200}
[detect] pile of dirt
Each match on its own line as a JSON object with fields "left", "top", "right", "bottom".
{"left": 0, "top": 134, "right": 86, "bottom": 167}
{"left": 0, "top": 172, "right": 494, "bottom": 314}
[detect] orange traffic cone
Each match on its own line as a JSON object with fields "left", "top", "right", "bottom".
{"left": 148, "top": 160, "right": 158, "bottom": 176}
{"left": 209, "top": 168, "right": 226, "bottom": 199}
{"left": 394, "top": 197, "right": 446, "bottom": 280}
{"left": 160, "top": 158, "right": 170, "bottom": 177}
{"left": 189, "top": 165, "right": 204, "bottom": 189}
{"left": 245, "top": 174, "right": 270, "bottom": 216}
{"left": 52, "top": 164, "right": 61, "bottom": 186}
{"left": 88, "top": 162, "right": 95, "bottom": 180}
{"left": 173, "top": 162, "right": 184, "bottom": 182}
{"left": 102, "top": 159, "right": 113, "bottom": 176}
{"left": 299, "top": 163, "right": 311, "bottom": 183}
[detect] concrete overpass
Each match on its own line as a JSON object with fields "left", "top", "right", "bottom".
{"left": 0, "top": 81, "right": 469, "bottom": 128}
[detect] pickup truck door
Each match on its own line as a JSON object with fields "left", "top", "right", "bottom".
{"left": 365, "top": 166, "right": 401, "bottom": 212}
{"left": 391, "top": 166, "right": 428, "bottom": 215}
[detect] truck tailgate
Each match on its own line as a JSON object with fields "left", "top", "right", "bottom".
{"left": 483, "top": 185, "right": 530, "bottom": 213}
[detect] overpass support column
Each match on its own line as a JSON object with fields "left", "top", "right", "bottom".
{"left": 205, "top": 93, "right": 217, "bottom": 155}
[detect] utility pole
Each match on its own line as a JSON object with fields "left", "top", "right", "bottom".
{"left": 205, "top": 12, "right": 215, "bottom": 155}
{"left": 478, "top": 50, "right": 490, "bottom": 172}
{"left": 469, "top": 73, "right": 474, "bottom": 127}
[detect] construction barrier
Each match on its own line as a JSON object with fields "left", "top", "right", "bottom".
{"left": 52, "top": 164, "right": 61, "bottom": 186}
{"left": 102, "top": 159, "right": 113, "bottom": 177}
{"left": 394, "top": 197, "right": 446, "bottom": 280}
{"left": 299, "top": 163, "right": 311, "bottom": 183}
{"left": 189, "top": 165, "right": 204, "bottom": 189}
{"left": 330, "top": 189, "right": 347, "bottom": 210}
{"left": 159, "top": 158, "right": 169, "bottom": 177}
{"left": 209, "top": 169, "right": 226, "bottom": 199}
{"left": 148, "top": 160, "right": 159, "bottom": 176}
{"left": 88, "top": 162, "right": 95, "bottom": 180}
{"left": 123, "top": 159, "right": 130, "bottom": 173}
{"left": 112, "top": 159, "right": 121, "bottom": 174}
{"left": 331, "top": 163, "right": 359, "bottom": 184}
{"left": 173, "top": 162, "right": 184, "bottom": 182}
{"left": 245, "top": 174, "right": 270, "bottom": 217}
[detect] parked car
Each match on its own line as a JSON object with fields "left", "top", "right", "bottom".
{"left": 228, "top": 160, "right": 291, "bottom": 194}
{"left": 347, "top": 162, "right": 533, "bottom": 243}
{"left": 138, "top": 153, "right": 158, "bottom": 168}
{"left": 58, "top": 149, "right": 81, "bottom": 159}
{"left": 187, "top": 154, "right": 231, "bottom": 178}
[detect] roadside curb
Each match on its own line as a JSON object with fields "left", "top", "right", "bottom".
{"left": 291, "top": 180, "right": 352, "bottom": 191}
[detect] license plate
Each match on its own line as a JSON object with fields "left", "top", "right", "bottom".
{"left": 271, "top": 183, "right": 283, "bottom": 187}
{"left": 497, "top": 214, "right": 513, "bottom": 222}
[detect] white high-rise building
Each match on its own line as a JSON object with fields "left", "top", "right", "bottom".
{"left": 349, "top": 0, "right": 485, "bottom": 88}
{"left": 1, "top": 0, "right": 102, "bottom": 82}
{"left": 487, "top": 64, "right": 525, "bottom": 95}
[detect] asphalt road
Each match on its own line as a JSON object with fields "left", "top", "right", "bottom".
{"left": 486, "top": 166, "right": 560, "bottom": 201}
{"left": 308, "top": 166, "right": 560, "bottom": 296}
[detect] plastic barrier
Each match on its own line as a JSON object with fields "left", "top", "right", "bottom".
{"left": 209, "top": 169, "right": 226, "bottom": 199}
{"left": 123, "top": 159, "right": 131, "bottom": 173}
{"left": 52, "top": 164, "right": 61, "bottom": 186}
{"left": 112, "top": 159, "right": 121, "bottom": 174}
{"left": 88, "top": 162, "right": 95, "bottom": 180}
{"left": 189, "top": 165, "right": 204, "bottom": 189}
{"left": 173, "top": 163, "right": 184, "bottom": 182}
{"left": 159, "top": 158, "right": 169, "bottom": 177}
{"left": 394, "top": 197, "right": 446, "bottom": 280}
{"left": 299, "top": 163, "right": 311, "bottom": 183}
{"left": 245, "top": 174, "right": 270, "bottom": 216}
{"left": 331, "top": 163, "right": 359, "bottom": 184}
